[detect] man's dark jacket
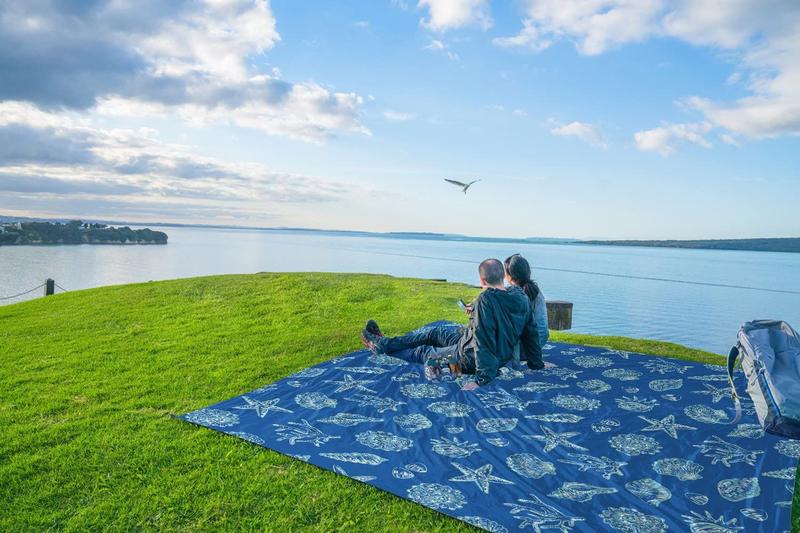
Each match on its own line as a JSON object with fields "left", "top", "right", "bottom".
{"left": 458, "top": 286, "right": 543, "bottom": 385}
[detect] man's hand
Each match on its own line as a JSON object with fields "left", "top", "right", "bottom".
{"left": 524, "top": 361, "right": 556, "bottom": 374}
{"left": 462, "top": 381, "right": 479, "bottom": 391}
{"left": 464, "top": 303, "right": 473, "bottom": 315}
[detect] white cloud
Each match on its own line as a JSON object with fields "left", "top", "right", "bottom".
{"left": 426, "top": 40, "right": 446, "bottom": 50}
{"left": 512, "top": 108, "right": 528, "bottom": 117}
{"left": 550, "top": 120, "right": 608, "bottom": 149}
{"left": 663, "top": 2, "right": 800, "bottom": 139}
{"left": 685, "top": 78, "right": 800, "bottom": 139}
{"left": 496, "top": 0, "right": 662, "bottom": 55}
{"left": 726, "top": 71, "right": 742, "bottom": 85}
{"left": 383, "top": 110, "right": 416, "bottom": 121}
{"left": 94, "top": 78, "right": 369, "bottom": 144}
{"left": 418, "top": 0, "right": 491, "bottom": 31}
{"left": 135, "top": 0, "right": 279, "bottom": 81}
{"left": 424, "top": 39, "right": 460, "bottom": 61}
{"left": 719, "top": 132, "right": 741, "bottom": 147}
{"left": 0, "top": 103, "right": 360, "bottom": 222}
{"left": 498, "top": 0, "right": 800, "bottom": 143}
{"left": 492, "top": 19, "right": 551, "bottom": 51}
{"left": 634, "top": 121, "right": 712, "bottom": 156}
{"left": 354, "top": 20, "right": 370, "bottom": 28}
{"left": 0, "top": 0, "right": 369, "bottom": 143}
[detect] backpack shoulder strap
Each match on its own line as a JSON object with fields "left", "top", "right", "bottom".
{"left": 727, "top": 344, "right": 742, "bottom": 424}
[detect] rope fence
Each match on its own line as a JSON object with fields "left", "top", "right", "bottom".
{"left": 0, "top": 279, "right": 69, "bottom": 302}
{"left": 0, "top": 283, "right": 46, "bottom": 301}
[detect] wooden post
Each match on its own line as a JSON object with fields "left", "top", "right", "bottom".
{"left": 546, "top": 300, "right": 573, "bottom": 330}
{"left": 44, "top": 279, "right": 55, "bottom": 296}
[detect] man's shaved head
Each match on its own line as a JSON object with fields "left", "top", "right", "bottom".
{"left": 479, "top": 258, "right": 505, "bottom": 286}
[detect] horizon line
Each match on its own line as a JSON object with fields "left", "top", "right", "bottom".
{"left": 2, "top": 214, "right": 799, "bottom": 244}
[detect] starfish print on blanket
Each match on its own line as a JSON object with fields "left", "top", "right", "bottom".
{"left": 324, "top": 374, "right": 377, "bottom": 394}
{"left": 449, "top": 462, "right": 515, "bottom": 494}
{"left": 638, "top": 415, "right": 697, "bottom": 439}
{"left": 233, "top": 395, "right": 293, "bottom": 418}
{"left": 524, "top": 426, "right": 588, "bottom": 453}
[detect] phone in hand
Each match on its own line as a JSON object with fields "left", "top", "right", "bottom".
{"left": 457, "top": 299, "right": 467, "bottom": 311}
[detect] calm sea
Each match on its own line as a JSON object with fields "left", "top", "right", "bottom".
{"left": 2, "top": 226, "right": 798, "bottom": 355}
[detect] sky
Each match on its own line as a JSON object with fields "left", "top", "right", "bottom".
{"left": 0, "top": 0, "right": 798, "bottom": 240}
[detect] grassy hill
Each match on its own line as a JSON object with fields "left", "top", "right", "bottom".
{"left": 0, "top": 273, "right": 796, "bottom": 530}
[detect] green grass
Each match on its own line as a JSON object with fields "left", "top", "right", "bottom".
{"left": 0, "top": 273, "right": 796, "bottom": 531}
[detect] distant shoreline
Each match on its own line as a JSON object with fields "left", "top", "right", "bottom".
{"left": 1, "top": 214, "right": 796, "bottom": 253}
{"left": 2, "top": 242, "right": 167, "bottom": 246}
{"left": 580, "top": 238, "right": 800, "bottom": 254}
{"left": 0, "top": 221, "right": 168, "bottom": 246}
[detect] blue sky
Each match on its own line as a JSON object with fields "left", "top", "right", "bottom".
{"left": 0, "top": 0, "right": 798, "bottom": 239}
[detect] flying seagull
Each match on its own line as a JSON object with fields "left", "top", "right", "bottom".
{"left": 444, "top": 178, "right": 481, "bottom": 194}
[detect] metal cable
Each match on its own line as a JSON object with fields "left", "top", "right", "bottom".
{"left": 0, "top": 283, "right": 46, "bottom": 301}
{"left": 321, "top": 246, "right": 800, "bottom": 296}
{"left": 3, "top": 243, "right": 798, "bottom": 301}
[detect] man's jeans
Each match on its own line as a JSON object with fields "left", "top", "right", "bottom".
{"left": 378, "top": 324, "right": 464, "bottom": 365}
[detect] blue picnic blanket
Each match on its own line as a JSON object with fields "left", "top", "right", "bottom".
{"left": 181, "top": 322, "right": 797, "bottom": 532}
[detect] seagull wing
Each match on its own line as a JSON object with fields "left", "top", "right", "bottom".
{"left": 462, "top": 179, "right": 481, "bottom": 193}
{"left": 444, "top": 178, "right": 468, "bottom": 188}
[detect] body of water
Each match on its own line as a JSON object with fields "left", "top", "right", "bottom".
{"left": 2, "top": 226, "right": 798, "bottom": 355}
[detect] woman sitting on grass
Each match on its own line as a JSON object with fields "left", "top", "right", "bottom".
{"left": 504, "top": 254, "right": 549, "bottom": 358}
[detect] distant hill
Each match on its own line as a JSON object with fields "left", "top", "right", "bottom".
{"left": 580, "top": 238, "right": 800, "bottom": 253}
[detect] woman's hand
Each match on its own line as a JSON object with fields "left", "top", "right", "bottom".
{"left": 461, "top": 381, "right": 479, "bottom": 391}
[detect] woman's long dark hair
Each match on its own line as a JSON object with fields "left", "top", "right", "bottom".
{"left": 504, "top": 254, "right": 540, "bottom": 302}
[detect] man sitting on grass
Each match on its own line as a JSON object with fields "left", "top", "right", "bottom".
{"left": 360, "top": 258, "right": 543, "bottom": 390}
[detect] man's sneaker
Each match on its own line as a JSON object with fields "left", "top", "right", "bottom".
{"left": 361, "top": 320, "right": 384, "bottom": 353}
{"left": 361, "top": 320, "right": 383, "bottom": 353}
{"left": 365, "top": 319, "right": 383, "bottom": 337}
